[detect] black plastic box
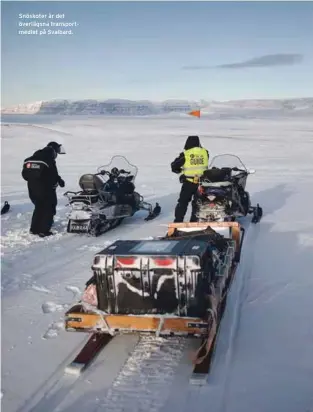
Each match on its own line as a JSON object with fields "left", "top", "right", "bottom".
{"left": 92, "top": 238, "right": 217, "bottom": 317}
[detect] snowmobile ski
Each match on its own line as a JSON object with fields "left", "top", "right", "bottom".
{"left": 64, "top": 333, "right": 113, "bottom": 376}
{"left": 251, "top": 203, "right": 263, "bottom": 223}
{"left": 144, "top": 202, "right": 161, "bottom": 221}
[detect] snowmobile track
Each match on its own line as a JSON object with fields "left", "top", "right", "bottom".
{"left": 15, "top": 335, "right": 92, "bottom": 412}
{"left": 17, "top": 334, "right": 139, "bottom": 412}
{"left": 215, "top": 222, "right": 261, "bottom": 412}
{"left": 95, "top": 335, "right": 188, "bottom": 412}
{"left": 17, "top": 335, "right": 187, "bottom": 412}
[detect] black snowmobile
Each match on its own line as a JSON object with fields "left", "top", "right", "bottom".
{"left": 64, "top": 155, "right": 161, "bottom": 236}
{"left": 194, "top": 154, "right": 263, "bottom": 223}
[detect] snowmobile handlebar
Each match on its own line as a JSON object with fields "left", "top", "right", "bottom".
{"left": 97, "top": 169, "right": 131, "bottom": 177}
{"left": 232, "top": 167, "right": 255, "bottom": 175}
{"left": 231, "top": 167, "right": 247, "bottom": 173}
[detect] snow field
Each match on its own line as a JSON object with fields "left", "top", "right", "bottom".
{"left": 1, "top": 115, "right": 313, "bottom": 412}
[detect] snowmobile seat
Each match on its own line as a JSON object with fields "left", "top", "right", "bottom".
{"left": 79, "top": 174, "right": 104, "bottom": 193}
{"left": 202, "top": 168, "right": 231, "bottom": 183}
{"left": 201, "top": 181, "right": 232, "bottom": 188}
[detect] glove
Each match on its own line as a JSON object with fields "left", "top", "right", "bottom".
{"left": 58, "top": 178, "right": 65, "bottom": 188}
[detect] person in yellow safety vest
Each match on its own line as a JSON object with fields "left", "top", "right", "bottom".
{"left": 171, "top": 135, "right": 209, "bottom": 222}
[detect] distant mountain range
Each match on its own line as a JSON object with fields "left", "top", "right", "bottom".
{"left": 1, "top": 98, "right": 313, "bottom": 115}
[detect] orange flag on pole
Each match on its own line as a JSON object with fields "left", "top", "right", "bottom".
{"left": 188, "top": 110, "right": 200, "bottom": 118}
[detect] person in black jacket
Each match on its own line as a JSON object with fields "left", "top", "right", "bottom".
{"left": 171, "top": 135, "right": 209, "bottom": 222}
{"left": 22, "top": 141, "right": 65, "bottom": 237}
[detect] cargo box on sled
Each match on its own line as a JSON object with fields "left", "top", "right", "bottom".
{"left": 65, "top": 222, "right": 244, "bottom": 338}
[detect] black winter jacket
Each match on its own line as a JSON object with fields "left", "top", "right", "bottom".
{"left": 23, "top": 146, "right": 63, "bottom": 190}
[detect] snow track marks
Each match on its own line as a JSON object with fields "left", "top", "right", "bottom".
{"left": 98, "top": 335, "right": 187, "bottom": 412}
{"left": 216, "top": 223, "right": 261, "bottom": 412}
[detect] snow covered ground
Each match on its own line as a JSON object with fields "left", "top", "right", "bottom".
{"left": 1, "top": 114, "right": 313, "bottom": 412}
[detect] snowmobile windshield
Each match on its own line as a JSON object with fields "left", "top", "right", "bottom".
{"left": 209, "top": 154, "right": 247, "bottom": 171}
{"left": 97, "top": 155, "right": 138, "bottom": 182}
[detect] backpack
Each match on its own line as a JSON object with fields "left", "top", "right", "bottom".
{"left": 22, "top": 157, "right": 49, "bottom": 182}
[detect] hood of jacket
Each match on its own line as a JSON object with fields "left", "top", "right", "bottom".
{"left": 184, "top": 135, "right": 201, "bottom": 150}
{"left": 32, "top": 146, "right": 56, "bottom": 162}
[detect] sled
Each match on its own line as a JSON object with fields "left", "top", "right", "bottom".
{"left": 63, "top": 221, "right": 244, "bottom": 382}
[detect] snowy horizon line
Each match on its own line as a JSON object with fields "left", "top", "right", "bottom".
{"left": 3, "top": 96, "right": 313, "bottom": 108}
{"left": 2, "top": 96, "right": 313, "bottom": 115}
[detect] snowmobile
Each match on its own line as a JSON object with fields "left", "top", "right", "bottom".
{"left": 195, "top": 154, "right": 263, "bottom": 224}
{"left": 64, "top": 155, "right": 161, "bottom": 236}
{"left": 63, "top": 220, "right": 245, "bottom": 383}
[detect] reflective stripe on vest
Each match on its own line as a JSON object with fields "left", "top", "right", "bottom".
{"left": 182, "top": 147, "right": 209, "bottom": 177}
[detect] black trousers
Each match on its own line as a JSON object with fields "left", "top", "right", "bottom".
{"left": 28, "top": 185, "right": 57, "bottom": 234}
{"left": 174, "top": 181, "right": 198, "bottom": 222}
